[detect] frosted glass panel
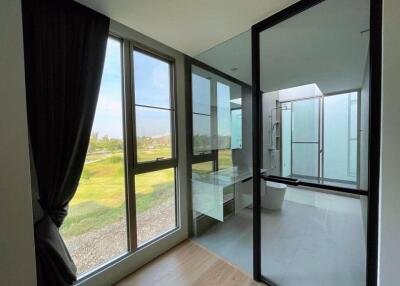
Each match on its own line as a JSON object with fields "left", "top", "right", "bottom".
{"left": 323, "top": 93, "right": 357, "bottom": 182}
{"left": 192, "top": 178, "right": 224, "bottom": 221}
{"left": 290, "top": 98, "right": 319, "bottom": 178}
{"left": 292, "top": 99, "right": 319, "bottom": 143}
{"left": 292, "top": 143, "right": 319, "bottom": 177}
{"left": 350, "top": 97, "right": 358, "bottom": 139}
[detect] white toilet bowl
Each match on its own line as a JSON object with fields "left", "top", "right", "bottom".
{"left": 261, "top": 181, "right": 287, "bottom": 210}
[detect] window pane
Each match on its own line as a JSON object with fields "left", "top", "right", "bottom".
{"left": 217, "top": 82, "right": 231, "bottom": 150}
{"left": 133, "top": 50, "right": 171, "bottom": 109}
{"left": 60, "top": 38, "right": 127, "bottom": 275}
{"left": 192, "top": 73, "right": 211, "bottom": 115}
{"left": 136, "top": 106, "right": 172, "bottom": 162}
{"left": 135, "top": 168, "right": 176, "bottom": 246}
{"left": 193, "top": 114, "right": 212, "bottom": 154}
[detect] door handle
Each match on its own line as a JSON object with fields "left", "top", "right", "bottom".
{"left": 261, "top": 175, "right": 300, "bottom": 186}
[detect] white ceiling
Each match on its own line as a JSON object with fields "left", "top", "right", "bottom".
{"left": 197, "top": 0, "right": 370, "bottom": 94}
{"left": 75, "top": 0, "right": 299, "bottom": 56}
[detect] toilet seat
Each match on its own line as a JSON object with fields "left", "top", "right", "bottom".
{"left": 266, "top": 181, "right": 286, "bottom": 190}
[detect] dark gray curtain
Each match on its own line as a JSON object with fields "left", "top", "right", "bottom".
{"left": 22, "top": 0, "right": 110, "bottom": 285}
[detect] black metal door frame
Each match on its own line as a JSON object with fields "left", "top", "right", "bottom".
{"left": 251, "top": 0, "right": 382, "bottom": 285}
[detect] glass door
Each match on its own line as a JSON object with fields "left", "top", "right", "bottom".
{"left": 252, "top": 0, "right": 375, "bottom": 285}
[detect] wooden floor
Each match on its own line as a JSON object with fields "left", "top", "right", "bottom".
{"left": 115, "top": 240, "right": 262, "bottom": 286}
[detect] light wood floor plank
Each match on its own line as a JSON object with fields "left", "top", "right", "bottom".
{"left": 114, "top": 240, "right": 262, "bottom": 286}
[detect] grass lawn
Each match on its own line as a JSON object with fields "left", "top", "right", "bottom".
{"left": 61, "top": 147, "right": 174, "bottom": 238}
{"left": 61, "top": 146, "right": 234, "bottom": 238}
{"left": 218, "top": 149, "right": 233, "bottom": 170}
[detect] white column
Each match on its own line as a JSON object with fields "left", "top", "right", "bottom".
{"left": 379, "top": 0, "right": 400, "bottom": 285}
{"left": 0, "top": 0, "right": 36, "bottom": 285}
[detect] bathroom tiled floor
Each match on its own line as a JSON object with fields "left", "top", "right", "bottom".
{"left": 193, "top": 187, "right": 366, "bottom": 286}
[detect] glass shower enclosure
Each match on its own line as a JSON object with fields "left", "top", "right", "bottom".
{"left": 280, "top": 92, "right": 359, "bottom": 187}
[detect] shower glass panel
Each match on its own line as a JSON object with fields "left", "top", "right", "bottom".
{"left": 291, "top": 98, "right": 320, "bottom": 178}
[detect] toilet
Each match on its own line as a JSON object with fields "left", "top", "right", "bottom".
{"left": 261, "top": 181, "right": 287, "bottom": 210}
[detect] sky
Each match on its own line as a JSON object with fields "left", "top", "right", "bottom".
{"left": 92, "top": 38, "right": 240, "bottom": 143}
{"left": 92, "top": 38, "right": 172, "bottom": 139}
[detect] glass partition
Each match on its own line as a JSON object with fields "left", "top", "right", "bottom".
{"left": 258, "top": 0, "right": 370, "bottom": 285}
{"left": 189, "top": 62, "right": 253, "bottom": 275}
{"left": 191, "top": 66, "right": 251, "bottom": 222}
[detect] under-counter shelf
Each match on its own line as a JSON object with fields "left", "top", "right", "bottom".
{"left": 192, "top": 167, "right": 252, "bottom": 222}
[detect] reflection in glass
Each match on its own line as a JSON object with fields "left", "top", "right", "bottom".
{"left": 193, "top": 113, "right": 212, "bottom": 155}
{"left": 192, "top": 73, "right": 211, "bottom": 115}
{"left": 231, "top": 109, "right": 242, "bottom": 149}
{"left": 192, "top": 161, "right": 214, "bottom": 177}
{"left": 217, "top": 82, "right": 231, "bottom": 150}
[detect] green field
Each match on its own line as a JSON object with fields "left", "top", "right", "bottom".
{"left": 61, "top": 147, "right": 174, "bottom": 238}
{"left": 61, "top": 145, "right": 234, "bottom": 238}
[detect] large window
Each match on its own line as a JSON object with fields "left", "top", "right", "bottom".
{"left": 132, "top": 49, "right": 177, "bottom": 246}
{"left": 61, "top": 39, "right": 178, "bottom": 277}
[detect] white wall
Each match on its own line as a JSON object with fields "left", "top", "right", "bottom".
{"left": 0, "top": 0, "right": 37, "bottom": 285}
{"left": 379, "top": 0, "right": 400, "bottom": 285}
